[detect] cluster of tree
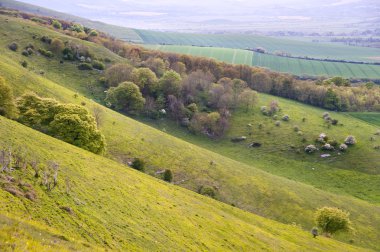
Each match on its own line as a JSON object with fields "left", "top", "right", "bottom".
{"left": 103, "top": 63, "right": 258, "bottom": 137}
{"left": 0, "top": 77, "right": 106, "bottom": 154}
{"left": 16, "top": 93, "right": 106, "bottom": 154}
{"left": 10, "top": 8, "right": 380, "bottom": 112}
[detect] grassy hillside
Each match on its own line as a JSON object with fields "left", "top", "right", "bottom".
{"left": 1, "top": 15, "right": 380, "bottom": 250}
{"left": 136, "top": 29, "right": 380, "bottom": 63}
{"left": 0, "top": 0, "right": 143, "bottom": 43}
{"left": 2, "top": 117, "right": 373, "bottom": 251}
{"left": 145, "top": 44, "right": 380, "bottom": 79}
{"left": 348, "top": 112, "right": 380, "bottom": 127}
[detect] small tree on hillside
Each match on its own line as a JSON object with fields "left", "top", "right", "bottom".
{"left": 131, "top": 67, "right": 158, "bottom": 95}
{"left": 163, "top": 169, "right": 173, "bottom": 182}
{"left": 314, "top": 207, "right": 352, "bottom": 237}
{"left": 239, "top": 89, "right": 258, "bottom": 112}
{"left": 105, "top": 63, "right": 135, "bottom": 87}
{"left": 131, "top": 158, "right": 145, "bottom": 171}
{"left": 105, "top": 82, "right": 145, "bottom": 114}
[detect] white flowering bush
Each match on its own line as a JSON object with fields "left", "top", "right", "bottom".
{"left": 305, "top": 145, "right": 318, "bottom": 153}
{"left": 321, "top": 143, "right": 334, "bottom": 151}
{"left": 339, "top": 143, "right": 348, "bottom": 151}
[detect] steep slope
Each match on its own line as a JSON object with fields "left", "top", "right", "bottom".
{"left": 1, "top": 117, "right": 371, "bottom": 251}
{"left": 1, "top": 15, "right": 380, "bottom": 250}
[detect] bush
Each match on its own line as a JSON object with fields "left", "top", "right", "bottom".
{"left": 92, "top": 60, "right": 105, "bottom": 70}
{"left": 198, "top": 186, "right": 216, "bottom": 198}
{"left": 331, "top": 119, "right": 339, "bottom": 125}
{"left": 52, "top": 20, "right": 62, "bottom": 29}
{"left": 131, "top": 158, "right": 145, "bottom": 171}
{"left": 339, "top": 143, "right": 348, "bottom": 151}
{"left": 50, "top": 38, "right": 65, "bottom": 53}
{"left": 17, "top": 93, "right": 105, "bottom": 154}
{"left": 163, "top": 169, "right": 173, "bottom": 182}
{"left": 26, "top": 48, "right": 34, "bottom": 55}
{"left": 40, "top": 36, "right": 52, "bottom": 44}
{"left": 315, "top": 207, "right": 352, "bottom": 236}
{"left": 344, "top": 135, "right": 356, "bottom": 145}
{"left": 105, "top": 63, "right": 134, "bottom": 87}
{"left": 293, "top": 125, "right": 300, "bottom": 132}
{"left": 21, "top": 50, "right": 29, "bottom": 57}
{"left": 321, "top": 143, "right": 334, "bottom": 151}
{"left": 260, "top": 106, "right": 268, "bottom": 115}
{"left": 305, "top": 145, "right": 317, "bottom": 153}
{"left": 21, "top": 61, "right": 28, "bottom": 68}
{"left": 78, "top": 63, "right": 93, "bottom": 70}
{"left": 38, "top": 48, "right": 54, "bottom": 58}
{"left": 89, "top": 30, "right": 98, "bottom": 36}
{"left": 105, "top": 82, "right": 145, "bottom": 114}
{"left": 282, "top": 115, "right": 290, "bottom": 121}
{"left": 275, "top": 121, "right": 281, "bottom": 127}
{"left": 8, "top": 42, "right": 18, "bottom": 51}
{"left": 322, "top": 112, "right": 330, "bottom": 119}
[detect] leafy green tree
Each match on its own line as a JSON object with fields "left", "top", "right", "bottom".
{"left": 51, "top": 20, "right": 62, "bottom": 29}
{"left": 105, "top": 82, "right": 145, "bottom": 113}
{"left": 131, "top": 67, "right": 158, "bottom": 95}
{"left": 315, "top": 207, "right": 352, "bottom": 236}
{"left": 158, "top": 70, "right": 182, "bottom": 97}
{"left": 50, "top": 104, "right": 106, "bottom": 154}
{"left": 163, "top": 169, "right": 173, "bottom": 182}
{"left": 17, "top": 93, "right": 105, "bottom": 154}
{"left": 144, "top": 57, "right": 167, "bottom": 77}
{"left": 131, "top": 158, "right": 145, "bottom": 171}
{"left": 239, "top": 89, "right": 258, "bottom": 112}
{"left": 105, "top": 63, "right": 134, "bottom": 87}
{"left": 0, "top": 76, "right": 18, "bottom": 119}
{"left": 324, "top": 88, "right": 341, "bottom": 111}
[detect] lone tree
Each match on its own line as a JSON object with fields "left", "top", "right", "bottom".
{"left": 105, "top": 82, "right": 145, "bottom": 114}
{"left": 314, "top": 207, "right": 352, "bottom": 237}
{"left": 0, "top": 76, "right": 18, "bottom": 119}
{"left": 163, "top": 169, "right": 173, "bottom": 182}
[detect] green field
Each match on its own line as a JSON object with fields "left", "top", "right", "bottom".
{"left": 347, "top": 112, "right": 380, "bottom": 126}
{"left": 1, "top": 14, "right": 380, "bottom": 250}
{"left": 145, "top": 44, "right": 380, "bottom": 79}
{"left": 136, "top": 30, "right": 380, "bottom": 63}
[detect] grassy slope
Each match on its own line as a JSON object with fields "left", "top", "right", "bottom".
{"left": 144, "top": 44, "right": 380, "bottom": 79}
{"left": 1, "top": 117, "right": 372, "bottom": 251}
{"left": 1, "top": 16, "right": 380, "bottom": 250}
{"left": 0, "top": 0, "right": 143, "bottom": 43}
{"left": 136, "top": 29, "right": 380, "bottom": 63}
{"left": 348, "top": 112, "right": 380, "bottom": 127}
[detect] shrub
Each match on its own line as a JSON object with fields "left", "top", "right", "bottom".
{"left": 321, "top": 143, "right": 334, "bottom": 151}
{"left": 328, "top": 140, "right": 338, "bottom": 147}
{"left": 282, "top": 115, "right": 290, "bottom": 121}
{"left": 163, "top": 169, "right": 173, "bottom": 182}
{"left": 260, "top": 106, "right": 268, "bottom": 115}
{"left": 8, "top": 42, "right": 18, "bottom": 51}
{"left": 89, "top": 30, "right": 98, "bottom": 36}
{"left": 21, "top": 61, "right": 28, "bottom": 68}
{"left": 92, "top": 60, "right": 105, "bottom": 70}
{"left": 339, "top": 144, "right": 348, "bottom": 151}
{"left": 38, "top": 48, "right": 54, "bottom": 58}
{"left": 198, "top": 186, "right": 216, "bottom": 199}
{"left": 50, "top": 38, "right": 65, "bottom": 53}
{"left": 0, "top": 76, "right": 18, "bottom": 119}
{"left": 305, "top": 145, "right": 317, "bottom": 153}
{"left": 293, "top": 125, "right": 300, "bottom": 132}
{"left": 26, "top": 48, "right": 34, "bottom": 55}
{"left": 105, "top": 63, "right": 134, "bottom": 87}
{"left": 21, "top": 50, "right": 29, "bottom": 57}
{"left": 315, "top": 207, "right": 352, "bottom": 236}
{"left": 40, "top": 36, "right": 52, "bottom": 44}
{"left": 331, "top": 119, "right": 339, "bottom": 125}
{"left": 275, "top": 121, "right": 281, "bottom": 127}
{"left": 52, "top": 20, "right": 62, "bottom": 29}
{"left": 78, "top": 63, "right": 93, "bottom": 70}
{"left": 317, "top": 133, "right": 328, "bottom": 143}
{"left": 131, "top": 158, "right": 145, "bottom": 171}
{"left": 322, "top": 112, "right": 330, "bottom": 119}
{"left": 344, "top": 135, "right": 356, "bottom": 145}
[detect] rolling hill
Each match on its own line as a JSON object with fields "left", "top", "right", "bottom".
{"left": 0, "top": 14, "right": 380, "bottom": 250}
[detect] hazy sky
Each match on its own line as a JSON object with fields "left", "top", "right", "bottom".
{"left": 16, "top": 0, "right": 379, "bottom": 32}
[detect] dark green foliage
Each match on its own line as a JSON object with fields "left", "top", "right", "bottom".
{"left": 21, "top": 61, "right": 28, "bottom": 68}
{"left": 158, "top": 70, "right": 182, "bottom": 97}
{"left": 40, "top": 36, "right": 52, "bottom": 44}
{"left": 105, "top": 82, "right": 145, "bottom": 114}
{"left": 8, "top": 42, "right": 18, "bottom": 51}
{"left": 17, "top": 93, "right": 105, "bottom": 154}
{"left": 78, "top": 63, "right": 93, "bottom": 70}
{"left": 105, "top": 63, "right": 134, "bottom": 87}
{"left": 38, "top": 48, "right": 54, "bottom": 58}
{"left": 131, "top": 158, "right": 145, "bottom": 171}
{"left": 324, "top": 88, "right": 341, "bottom": 111}
{"left": 163, "top": 169, "right": 173, "bottom": 182}
{"left": 92, "top": 60, "right": 105, "bottom": 70}
{"left": 62, "top": 47, "right": 74, "bottom": 60}
{"left": 0, "top": 76, "right": 18, "bottom": 119}
{"left": 198, "top": 186, "right": 216, "bottom": 199}
{"left": 21, "top": 50, "right": 29, "bottom": 56}
{"left": 131, "top": 67, "right": 158, "bottom": 95}
{"left": 89, "top": 30, "right": 98, "bottom": 36}
{"left": 51, "top": 20, "right": 62, "bottom": 29}
{"left": 69, "top": 24, "right": 83, "bottom": 33}
{"left": 315, "top": 207, "right": 352, "bottom": 236}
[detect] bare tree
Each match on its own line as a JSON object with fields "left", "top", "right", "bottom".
{"left": 29, "top": 157, "right": 40, "bottom": 178}
{"left": 42, "top": 161, "right": 59, "bottom": 191}
{"left": 0, "top": 147, "right": 12, "bottom": 173}
{"left": 92, "top": 105, "right": 104, "bottom": 128}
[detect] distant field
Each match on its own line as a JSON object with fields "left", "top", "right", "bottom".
{"left": 145, "top": 44, "right": 380, "bottom": 79}
{"left": 136, "top": 30, "right": 380, "bottom": 63}
{"left": 348, "top": 113, "right": 380, "bottom": 126}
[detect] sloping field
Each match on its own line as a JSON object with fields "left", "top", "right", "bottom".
{"left": 145, "top": 44, "right": 380, "bottom": 79}
{"left": 347, "top": 112, "right": 380, "bottom": 126}
{"left": 136, "top": 30, "right": 380, "bottom": 63}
